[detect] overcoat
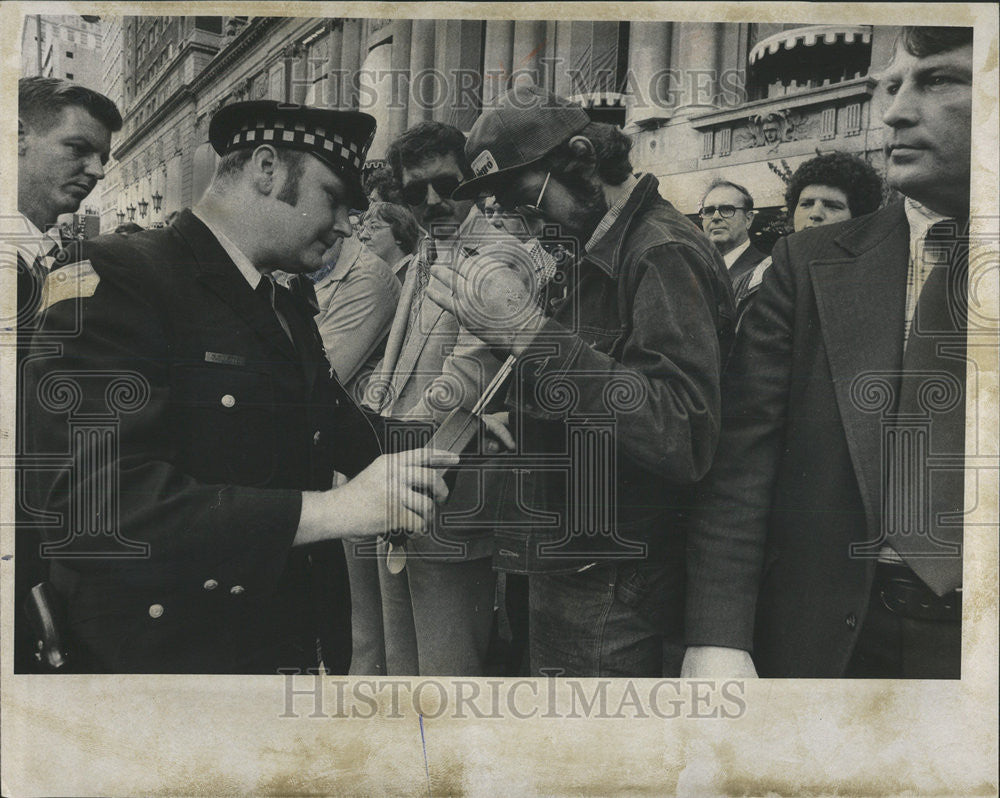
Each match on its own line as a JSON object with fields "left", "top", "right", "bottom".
{"left": 686, "top": 203, "right": 925, "bottom": 677}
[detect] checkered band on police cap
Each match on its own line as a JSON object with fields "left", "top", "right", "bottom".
{"left": 452, "top": 85, "right": 591, "bottom": 200}
{"left": 209, "top": 101, "right": 377, "bottom": 208}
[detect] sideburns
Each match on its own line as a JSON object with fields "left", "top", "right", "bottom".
{"left": 274, "top": 154, "right": 305, "bottom": 206}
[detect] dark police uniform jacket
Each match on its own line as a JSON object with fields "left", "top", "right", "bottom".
{"left": 23, "top": 210, "right": 382, "bottom": 673}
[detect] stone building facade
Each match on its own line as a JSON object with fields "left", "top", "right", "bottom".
{"left": 25, "top": 15, "right": 901, "bottom": 244}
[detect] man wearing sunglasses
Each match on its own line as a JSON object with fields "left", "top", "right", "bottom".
{"left": 426, "top": 85, "right": 735, "bottom": 677}
{"left": 699, "top": 180, "right": 768, "bottom": 287}
{"left": 358, "top": 122, "right": 515, "bottom": 677}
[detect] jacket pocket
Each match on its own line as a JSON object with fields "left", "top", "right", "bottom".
{"left": 172, "top": 365, "right": 276, "bottom": 485}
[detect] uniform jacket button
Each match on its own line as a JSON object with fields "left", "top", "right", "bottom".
{"left": 845, "top": 613, "right": 857, "bottom": 629}
{"left": 203, "top": 578, "right": 218, "bottom": 591}
{"left": 221, "top": 394, "right": 236, "bottom": 408}
{"left": 230, "top": 585, "right": 245, "bottom": 595}
{"left": 148, "top": 603, "right": 164, "bottom": 619}
{"left": 313, "top": 430, "right": 321, "bottom": 445}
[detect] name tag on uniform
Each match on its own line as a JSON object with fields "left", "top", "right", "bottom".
{"left": 38, "top": 259, "right": 100, "bottom": 312}
{"left": 204, "top": 351, "right": 247, "bottom": 366}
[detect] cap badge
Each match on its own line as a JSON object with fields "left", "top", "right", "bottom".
{"left": 471, "top": 149, "right": 499, "bottom": 178}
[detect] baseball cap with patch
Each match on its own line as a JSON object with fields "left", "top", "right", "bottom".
{"left": 209, "top": 100, "right": 377, "bottom": 209}
{"left": 452, "top": 86, "right": 590, "bottom": 200}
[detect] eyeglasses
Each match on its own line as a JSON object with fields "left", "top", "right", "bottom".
{"left": 358, "top": 219, "right": 391, "bottom": 239}
{"left": 699, "top": 204, "right": 747, "bottom": 219}
{"left": 494, "top": 172, "right": 551, "bottom": 219}
{"left": 401, "top": 175, "right": 463, "bottom": 207}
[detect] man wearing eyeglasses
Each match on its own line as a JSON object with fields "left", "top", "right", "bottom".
{"left": 699, "top": 180, "right": 768, "bottom": 287}
{"left": 426, "top": 85, "right": 735, "bottom": 677}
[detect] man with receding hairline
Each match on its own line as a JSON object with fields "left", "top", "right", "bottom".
{"left": 12, "top": 76, "right": 122, "bottom": 672}
{"left": 699, "top": 179, "right": 768, "bottom": 287}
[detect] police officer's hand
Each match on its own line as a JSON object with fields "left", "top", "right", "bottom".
{"left": 294, "top": 448, "right": 459, "bottom": 545}
{"left": 426, "top": 252, "right": 545, "bottom": 355}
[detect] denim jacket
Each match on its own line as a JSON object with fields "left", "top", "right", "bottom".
{"left": 492, "top": 174, "right": 735, "bottom": 574}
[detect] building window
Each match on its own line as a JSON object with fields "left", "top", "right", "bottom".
{"left": 702, "top": 131, "right": 715, "bottom": 160}
{"left": 718, "top": 127, "right": 733, "bottom": 157}
{"left": 66, "top": 72, "right": 74, "bottom": 79}
{"left": 842, "top": 102, "right": 862, "bottom": 137}
{"left": 820, "top": 107, "right": 836, "bottom": 140}
{"left": 66, "top": 50, "right": 74, "bottom": 58}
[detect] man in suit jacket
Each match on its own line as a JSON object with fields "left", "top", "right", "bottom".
{"left": 684, "top": 26, "right": 974, "bottom": 678}
{"left": 22, "top": 101, "right": 456, "bottom": 673}
{"left": 12, "top": 77, "right": 121, "bottom": 672}
{"left": 699, "top": 179, "right": 768, "bottom": 287}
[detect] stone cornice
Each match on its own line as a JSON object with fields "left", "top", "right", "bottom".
{"left": 689, "top": 76, "right": 877, "bottom": 130}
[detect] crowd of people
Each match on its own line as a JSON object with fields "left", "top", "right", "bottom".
{"left": 13, "top": 25, "right": 973, "bottom": 680}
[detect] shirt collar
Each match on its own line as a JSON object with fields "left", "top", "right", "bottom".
{"left": 3, "top": 213, "right": 62, "bottom": 267}
{"left": 583, "top": 173, "right": 659, "bottom": 277}
{"left": 903, "top": 196, "right": 951, "bottom": 253}
{"left": 191, "top": 208, "right": 262, "bottom": 289}
{"left": 723, "top": 238, "right": 752, "bottom": 270}
{"left": 585, "top": 174, "right": 640, "bottom": 253}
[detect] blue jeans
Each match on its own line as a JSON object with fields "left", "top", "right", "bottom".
{"left": 528, "top": 560, "right": 683, "bottom": 678}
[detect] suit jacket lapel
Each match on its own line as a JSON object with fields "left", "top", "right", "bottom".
{"left": 390, "top": 288, "right": 445, "bottom": 401}
{"left": 174, "top": 210, "right": 299, "bottom": 365}
{"left": 810, "top": 203, "right": 909, "bottom": 531}
{"left": 368, "top": 254, "right": 419, "bottom": 412}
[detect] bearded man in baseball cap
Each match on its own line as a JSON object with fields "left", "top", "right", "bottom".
{"left": 426, "top": 85, "right": 736, "bottom": 677}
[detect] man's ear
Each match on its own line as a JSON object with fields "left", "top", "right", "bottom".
{"left": 567, "top": 136, "right": 595, "bottom": 159}
{"left": 250, "top": 144, "right": 278, "bottom": 195}
{"left": 567, "top": 135, "right": 597, "bottom": 176}
{"left": 745, "top": 209, "right": 756, "bottom": 230}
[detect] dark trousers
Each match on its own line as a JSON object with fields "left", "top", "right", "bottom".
{"left": 845, "top": 565, "right": 961, "bottom": 679}
{"left": 528, "top": 559, "right": 684, "bottom": 678}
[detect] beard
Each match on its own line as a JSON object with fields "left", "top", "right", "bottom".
{"left": 548, "top": 178, "right": 609, "bottom": 247}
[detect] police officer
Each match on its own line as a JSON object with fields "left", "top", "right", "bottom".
{"left": 23, "top": 101, "right": 457, "bottom": 673}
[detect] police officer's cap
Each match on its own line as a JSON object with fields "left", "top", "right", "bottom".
{"left": 209, "top": 100, "right": 377, "bottom": 210}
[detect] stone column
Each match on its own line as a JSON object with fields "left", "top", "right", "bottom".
{"left": 326, "top": 20, "right": 344, "bottom": 108}
{"left": 673, "top": 22, "right": 722, "bottom": 116}
{"left": 626, "top": 21, "right": 672, "bottom": 125}
{"left": 388, "top": 20, "right": 412, "bottom": 143}
{"left": 407, "top": 18, "right": 436, "bottom": 128}
{"left": 339, "top": 17, "right": 362, "bottom": 109}
{"left": 481, "top": 20, "right": 514, "bottom": 105}
{"left": 512, "top": 20, "right": 547, "bottom": 88}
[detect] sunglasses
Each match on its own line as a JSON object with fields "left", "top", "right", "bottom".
{"left": 699, "top": 204, "right": 747, "bottom": 219}
{"left": 492, "top": 172, "right": 552, "bottom": 219}
{"left": 401, "top": 175, "right": 463, "bottom": 207}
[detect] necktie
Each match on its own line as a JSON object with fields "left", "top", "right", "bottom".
{"left": 23, "top": 241, "right": 63, "bottom": 323}
{"left": 256, "top": 274, "right": 299, "bottom": 350}
{"left": 403, "top": 239, "right": 436, "bottom": 347}
{"left": 884, "top": 219, "right": 968, "bottom": 596}
{"left": 287, "top": 274, "right": 320, "bottom": 316}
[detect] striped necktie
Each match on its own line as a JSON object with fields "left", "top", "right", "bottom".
{"left": 883, "top": 218, "right": 968, "bottom": 596}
